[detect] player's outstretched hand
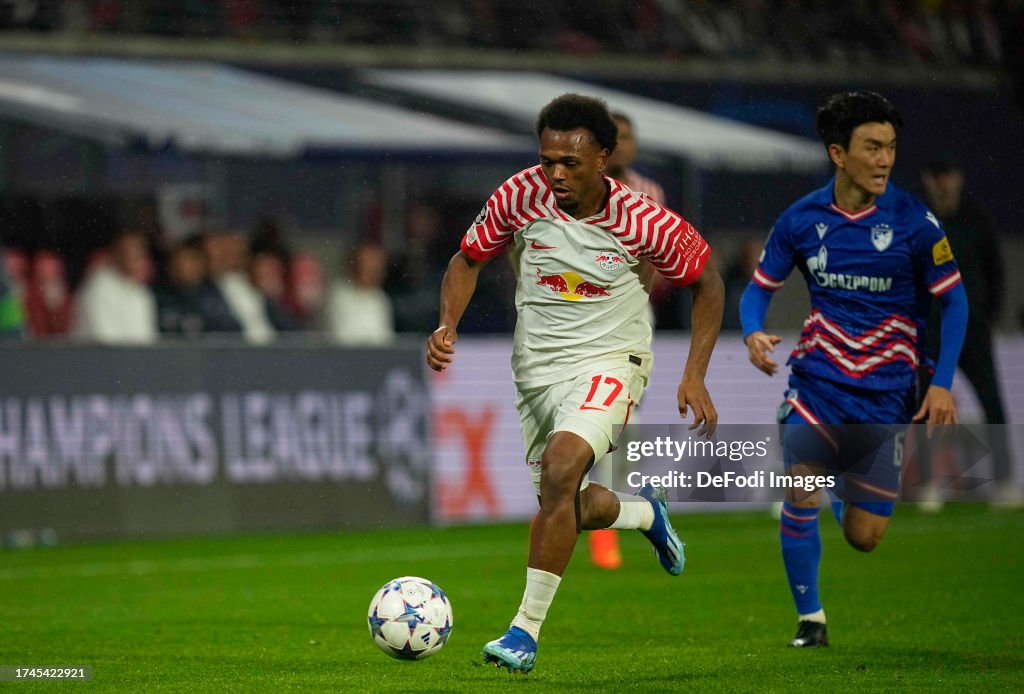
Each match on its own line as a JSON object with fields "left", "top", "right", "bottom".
{"left": 426, "top": 326, "right": 457, "bottom": 372}
{"left": 678, "top": 378, "right": 717, "bottom": 438}
{"left": 913, "top": 385, "right": 958, "bottom": 438}
{"left": 745, "top": 331, "right": 782, "bottom": 376}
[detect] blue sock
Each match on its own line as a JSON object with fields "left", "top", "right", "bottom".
{"left": 780, "top": 502, "right": 822, "bottom": 616}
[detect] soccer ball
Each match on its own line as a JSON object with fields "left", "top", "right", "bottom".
{"left": 367, "top": 576, "right": 453, "bottom": 660}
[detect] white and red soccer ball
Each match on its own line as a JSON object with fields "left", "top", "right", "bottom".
{"left": 367, "top": 576, "right": 453, "bottom": 660}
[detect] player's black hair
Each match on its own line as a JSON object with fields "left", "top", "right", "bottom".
{"left": 535, "top": 93, "right": 618, "bottom": 152}
{"left": 816, "top": 91, "right": 903, "bottom": 151}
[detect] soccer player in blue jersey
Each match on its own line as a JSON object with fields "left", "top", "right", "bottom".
{"left": 739, "top": 92, "right": 968, "bottom": 648}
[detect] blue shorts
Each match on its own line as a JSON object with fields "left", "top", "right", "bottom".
{"left": 778, "top": 371, "right": 914, "bottom": 516}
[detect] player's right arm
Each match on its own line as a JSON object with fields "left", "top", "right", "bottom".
{"left": 427, "top": 251, "right": 489, "bottom": 372}
{"left": 740, "top": 221, "right": 794, "bottom": 376}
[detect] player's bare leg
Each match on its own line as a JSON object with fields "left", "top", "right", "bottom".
{"left": 579, "top": 483, "right": 620, "bottom": 530}
{"left": 529, "top": 431, "right": 597, "bottom": 575}
{"left": 841, "top": 505, "right": 891, "bottom": 553}
{"left": 579, "top": 478, "right": 685, "bottom": 575}
{"left": 781, "top": 463, "right": 829, "bottom": 648}
{"left": 483, "top": 431, "right": 593, "bottom": 674}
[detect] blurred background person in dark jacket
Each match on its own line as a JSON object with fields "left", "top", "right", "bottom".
{"left": 919, "top": 153, "right": 1021, "bottom": 508}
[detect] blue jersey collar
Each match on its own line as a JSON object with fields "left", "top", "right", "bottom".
{"left": 815, "top": 175, "right": 895, "bottom": 221}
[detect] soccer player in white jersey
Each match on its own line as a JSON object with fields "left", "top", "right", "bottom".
{"left": 426, "top": 94, "right": 724, "bottom": 674}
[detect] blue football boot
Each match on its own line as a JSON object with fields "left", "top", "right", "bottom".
{"left": 482, "top": 626, "right": 537, "bottom": 674}
{"left": 637, "top": 483, "right": 685, "bottom": 575}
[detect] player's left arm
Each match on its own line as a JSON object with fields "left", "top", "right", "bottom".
{"left": 912, "top": 219, "right": 969, "bottom": 436}
{"left": 682, "top": 261, "right": 724, "bottom": 437}
{"left": 913, "top": 283, "right": 967, "bottom": 436}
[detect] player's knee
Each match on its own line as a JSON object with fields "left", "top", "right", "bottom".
{"left": 537, "top": 460, "right": 580, "bottom": 505}
{"left": 538, "top": 438, "right": 590, "bottom": 501}
{"left": 844, "top": 525, "right": 884, "bottom": 553}
{"left": 784, "top": 486, "right": 822, "bottom": 508}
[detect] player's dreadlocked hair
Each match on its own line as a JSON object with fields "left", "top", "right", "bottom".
{"left": 816, "top": 91, "right": 903, "bottom": 151}
{"left": 535, "top": 93, "right": 618, "bottom": 153}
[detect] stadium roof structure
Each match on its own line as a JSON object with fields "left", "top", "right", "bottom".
{"left": 0, "top": 56, "right": 534, "bottom": 158}
{"left": 358, "top": 70, "right": 828, "bottom": 173}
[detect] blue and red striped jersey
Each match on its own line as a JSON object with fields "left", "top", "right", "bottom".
{"left": 753, "top": 178, "right": 961, "bottom": 391}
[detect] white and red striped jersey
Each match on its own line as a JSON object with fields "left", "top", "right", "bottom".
{"left": 460, "top": 165, "right": 710, "bottom": 388}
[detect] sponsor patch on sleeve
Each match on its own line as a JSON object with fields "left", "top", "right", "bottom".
{"left": 932, "top": 237, "right": 953, "bottom": 265}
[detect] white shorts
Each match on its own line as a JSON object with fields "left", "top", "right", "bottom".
{"left": 516, "top": 362, "right": 647, "bottom": 495}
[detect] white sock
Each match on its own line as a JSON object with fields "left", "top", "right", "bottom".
{"left": 510, "top": 567, "right": 561, "bottom": 642}
{"left": 799, "top": 608, "right": 826, "bottom": 624}
{"left": 609, "top": 490, "right": 655, "bottom": 530}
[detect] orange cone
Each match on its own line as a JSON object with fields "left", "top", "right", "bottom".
{"left": 589, "top": 528, "right": 622, "bottom": 569}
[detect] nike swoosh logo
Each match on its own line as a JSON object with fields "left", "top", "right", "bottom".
{"left": 531, "top": 241, "right": 557, "bottom": 250}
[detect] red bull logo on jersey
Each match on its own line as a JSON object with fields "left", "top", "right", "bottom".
{"left": 594, "top": 252, "right": 626, "bottom": 272}
{"left": 535, "top": 268, "right": 611, "bottom": 301}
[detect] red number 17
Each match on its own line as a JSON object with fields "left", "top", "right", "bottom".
{"left": 580, "top": 375, "right": 624, "bottom": 411}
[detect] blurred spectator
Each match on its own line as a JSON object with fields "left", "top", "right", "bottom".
{"left": 24, "top": 251, "right": 72, "bottom": 337}
{"left": 919, "top": 153, "right": 1020, "bottom": 506}
{"left": 250, "top": 249, "right": 303, "bottom": 332}
{"left": 248, "top": 215, "right": 306, "bottom": 330}
{"left": 124, "top": 195, "right": 171, "bottom": 285}
{"left": 388, "top": 204, "right": 446, "bottom": 334}
{"left": 72, "top": 229, "right": 157, "bottom": 344}
{"left": 606, "top": 111, "right": 666, "bottom": 204}
{"left": 250, "top": 214, "right": 293, "bottom": 265}
{"left": 154, "top": 234, "right": 243, "bottom": 338}
{"left": 325, "top": 241, "right": 395, "bottom": 346}
{"left": 206, "top": 231, "right": 275, "bottom": 344}
{"left": 287, "top": 252, "right": 327, "bottom": 325}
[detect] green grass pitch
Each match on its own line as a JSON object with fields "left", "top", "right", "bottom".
{"left": 1, "top": 505, "right": 1021, "bottom": 692}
